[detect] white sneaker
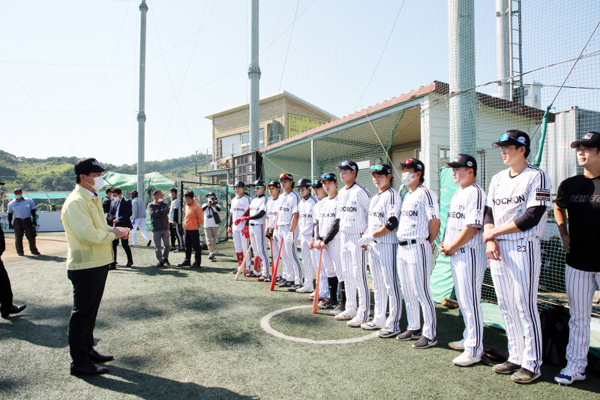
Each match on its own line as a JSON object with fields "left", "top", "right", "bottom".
{"left": 334, "top": 310, "right": 355, "bottom": 321}
{"left": 448, "top": 339, "right": 465, "bottom": 351}
{"left": 453, "top": 351, "right": 481, "bottom": 367}
{"left": 555, "top": 369, "right": 586, "bottom": 385}
{"left": 347, "top": 316, "right": 368, "bottom": 327}
{"left": 296, "top": 285, "right": 314, "bottom": 293}
{"left": 361, "top": 321, "right": 385, "bottom": 330}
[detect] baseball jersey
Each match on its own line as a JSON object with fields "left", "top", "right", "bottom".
{"left": 298, "top": 194, "right": 318, "bottom": 236}
{"left": 230, "top": 194, "right": 251, "bottom": 232}
{"left": 317, "top": 196, "right": 339, "bottom": 239}
{"left": 7, "top": 198, "right": 36, "bottom": 219}
{"left": 337, "top": 182, "right": 371, "bottom": 234}
{"left": 169, "top": 197, "right": 181, "bottom": 222}
{"left": 397, "top": 185, "right": 439, "bottom": 240}
{"left": 368, "top": 187, "right": 402, "bottom": 244}
{"left": 277, "top": 190, "right": 301, "bottom": 226}
{"left": 248, "top": 195, "right": 268, "bottom": 226}
{"left": 444, "top": 183, "right": 486, "bottom": 248}
{"left": 555, "top": 174, "right": 600, "bottom": 272}
{"left": 266, "top": 196, "right": 280, "bottom": 229}
{"left": 486, "top": 165, "right": 552, "bottom": 240}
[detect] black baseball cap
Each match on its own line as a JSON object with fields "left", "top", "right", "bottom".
{"left": 320, "top": 172, "right": 337, "bottom": 182}
{"left": 279, "top": 173, "right": 293, "bottom": 181}
{"left": 399, "top": 158, "right": 425, "bottom": 174}
{"left": 297, "top": 178, "right": 312, "bottom": 188}
{"left": 492, "top": 130, "right": 530, "bottom": 149}
{"left": 253, "top": 179, "right": 266, "bottom": 187}
{"left": 130, "top": 190, "right": 139, "bottom": 197}
{"left": 74, "top": 158, "right": 108, "bottom": 176}
{"left": 445, "top": 154, "right": 477, "bottom": 172}
{"left": 267, "top": 180, "right": 281, "bottom": 189}
{"left": 14, "top": 188, "right": 22, "bottom": 193}
{"left": 370, "top": 163, "right": 392, "bottom": 175}
{"left": 336, "top": 160, "right": 359, "bottom": 173}
{"left": 311, "top": 180, "right": 323, "bottom": 189}
{"left": 233, "top": 181, "right": 246, "bottom": 188}
{"left": 571, "top": 131, "right": 600, "bottom": 149}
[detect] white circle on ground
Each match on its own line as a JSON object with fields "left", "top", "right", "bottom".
{"left": 260, "top": 305, "right": 379, "bottom": 344}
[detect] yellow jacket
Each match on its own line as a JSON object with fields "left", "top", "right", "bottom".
{"left": 61, "top": 185, "right": 116, "bottom": 270}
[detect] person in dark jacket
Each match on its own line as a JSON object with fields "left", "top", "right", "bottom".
{"left": 102, "top": 187, "right": 113, "bottom": 225}
{"left": 108, "top": 188, "right": 134, "bottom": 269}
{"left": 147, "top": 190, "right": 171, "bottom": 267}
{"left": 0, "top": 224, "right": 26, "bottom": 319}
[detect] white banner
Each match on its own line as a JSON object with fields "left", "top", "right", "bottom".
{"left": 0, "top": 212, "right": 64, "bottom": 233}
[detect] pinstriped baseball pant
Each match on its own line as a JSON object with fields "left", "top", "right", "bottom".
{"left": 450, "top": 244, "right": 487, "bottom": 357}
{"left": 311, "top": 244, "right": 330, "bottom": 299}
{"left": 490, "top": 238, "right": 543, "bottom": 374}
{"left": 322, "top": 236, "right": 342, "bottom": 280}
{"left": 249, "top": 224, "right": 270, "bottom": 275}
{"left": 279, "top": 225, "right": 302, "bottom": 284}
{"left": 300, "top": 234, "right": 315, "bottom": 284}
{"left": 369, "top": 242, "right": 402, "bottom": 331}
{"left": 232, "top": 229, "right": 251, "bottom": 268}
{"left": 341, "top": 232, "right": 370, "bottom": 321}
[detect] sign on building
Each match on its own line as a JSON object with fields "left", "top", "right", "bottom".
{"left": 288, "top": 113, "right": 328, "bottom": 137}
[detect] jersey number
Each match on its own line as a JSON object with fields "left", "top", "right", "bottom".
{"left": 517, "top": 246, "right": 527, "bottom": 252}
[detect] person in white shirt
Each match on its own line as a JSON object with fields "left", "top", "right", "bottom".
{"left": 202, "top": 192, "right": 221, "bottom": 260}
{"left": 228, "top": 182, "right": 251, "bottom": 274}
{"left": 130, "top": 190, "right": 151, "bottom": 247}
{"left": 308, "top": 180, "right": 329, "bottom": 301}
{"left": 263, "top": 181, "right": 282, "bottom": 282}
{"left": 296, "top": 178, "right": 319, "bottom": 293}
{"left": 168, "top": 188, "right": 184, "bottom": 252}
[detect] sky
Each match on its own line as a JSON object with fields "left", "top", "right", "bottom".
{"left": 1, "top": 0, "right": 598, "bottom": 166}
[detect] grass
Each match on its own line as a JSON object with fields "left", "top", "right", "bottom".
{"left": 0, "top": 232, "right": 598, "bottom": 399}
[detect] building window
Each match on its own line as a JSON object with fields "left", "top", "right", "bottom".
{"left": 219, "top": 131, "right": 264, "bottom": 157}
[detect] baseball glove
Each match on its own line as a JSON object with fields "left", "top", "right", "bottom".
{"left": 481, "top": 347, "right": 508, "bottom": 366}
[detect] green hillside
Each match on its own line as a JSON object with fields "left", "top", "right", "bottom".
{"left": 0, "top": 150, "right": 210, "bottom": 192}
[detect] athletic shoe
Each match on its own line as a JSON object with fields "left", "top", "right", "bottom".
{"left": 263, "top": 276, "right": 272, "bottom": 282}
{"left": 318, "top": 298, "right": 337, "bottom": 309}
{"left": 511, "top": 368, "right": 541, "bottom": 384}
{"left": 147, "top": 240, "right": 152, "bottom": 247}
{"left": 453, "top": 351, "right": 481, "bottom": 366}
{"left": 279, "top": 280, "right": 294, "bottom": 288}
{"left": 258, "top": 276, "right": 266, "bottom": 282}
{"left": 164, "top": 259, "right": 170, "bottom": 266}
{"left": 334, "top": 310, "right": 355, "bottom": 321}
{"left": 287, "top": 284, "right": 302, "bottom": 292}
{"left": 156, "top": 262, "right": 165, "bottom": 268}
{"left": 449, "top": 339, "right": 465, "bottom": 351}
{"left": 412, "top": 336, "right": 437, "bottom": 349}
{"left": 492, "top": 361, "right": 521, "bottom": 375}
{"left": 378, "top": 328, "right": 401, "bottom": 338}
{"left": 396, "top": 329, "right": 422, "bottom": 341}
{"left": 173, "top": 248, "right": 183, "bottom": 253}
{"left": 208, "top": 253, "right": 215, "bottom": 260}
{"left": 296, "top": 285, "right": 314, "bottom": 293}
{"left": 330, "top": 303, "right": 345, "bottom": 316}
{"left": 347, "top": 316, "right": 368, "bottom": 328}
{"left": 554, "top": 370, "right": 586, "bottom": 385}
{"left": 246, "top": 271, "right": 260, "bottom": 278}
{"left": 361, "top": 321, "right": 384, "bottom": 331}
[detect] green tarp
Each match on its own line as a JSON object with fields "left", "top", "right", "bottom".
{"left": 102, "top": 172, "right": 176, "bottom": 193}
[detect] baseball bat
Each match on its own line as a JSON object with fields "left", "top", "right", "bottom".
{"left": 269, "top": 237, "right": 274, "bottom": 278}
{"left": 235, "top": 235, "right": 256, "bottom": 281}
{"left": 269, "top": 237, "right": 285, "bottom": 291}
{"left": 312, "top": 248, "right": 324, "bottom": 314}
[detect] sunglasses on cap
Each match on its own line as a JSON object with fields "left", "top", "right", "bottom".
{"left": 267, "top": 185, "right": 277, "bottom": 189}
{"left": 279, "top": 173, "right": 293, "bottom": 180}
{"left": 371, "top": 165, "right": 386, "bottom": 172}
{"left": 339, "top": 161, "right": 357, "bottom": 171}
{"left": 499, "top": 133, "right": 527, "bottom": 144}
{"left": 321, "top": 173, "right": 336, "bottom": 180}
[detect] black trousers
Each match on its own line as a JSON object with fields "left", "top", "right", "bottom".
{"left": 13, "top": 218, "right": 38, "bottom": 254}
{"left": 170, "top": 223, "right": 183, "bottom": 249}
{"left": 185, "top": 230, "right": 202, "bottom": 263}
{"left": 68, "top": 265, "right": 109, "bottom": 368}
{"left": 0, "top": 259, "right": 14, "bottom": 312}
{"left": 112, "top": 238, "right": 133, "bottom": 264}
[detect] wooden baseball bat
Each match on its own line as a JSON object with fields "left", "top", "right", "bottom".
{"left": 312, "top": 248, "right": 324, "bottom": 314}
{"left": 235, "top": 235, "right": 256, "bottom": 281}
{"left": 269, "top": 237, "right": 285, "bottom": 291}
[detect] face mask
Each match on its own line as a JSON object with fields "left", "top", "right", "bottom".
{"left": 158, "top": 198, "right": 164, "bottom": 202}
{"left": 91, "top": 176, "right": 104, "bottom": 192}
{"left": 15, "top": 194, "right": 23, "bottom": 200}
{"left": 401, "top": 172, "right": 415, "bottom": 185}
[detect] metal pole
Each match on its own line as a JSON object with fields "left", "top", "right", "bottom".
{"left": 137, "top": 1, "right": 148, "bottom": 196}
{"left": 248, "top": 0, "right": 261, "bottom": 151}
{"left": 448, "top": 0, "right": 476, "bottom": 158}
{"left": 495, "top": 0, "right": 510, "bottom": 100}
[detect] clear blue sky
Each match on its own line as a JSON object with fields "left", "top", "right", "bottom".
{"left": 1, "top": 0, "right": 598, "bottom": 165}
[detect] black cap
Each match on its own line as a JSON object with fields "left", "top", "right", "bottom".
{"left": 233, "top": 181, "right": 246, "bottom": 188}
{"left": 336, "top": 160, "right": 359, "bottom": 173}
{"left": 297, "top": 178, "right": 312, "bottom": 188}
{"left": 445, "top": 154, "right": 477, "bottom": 172}
{"left": 0, "top": 181, "right": 5, "bottom": 186}
{"left": 493, "top": 130, "right": 530, "bottom": 149}
{"left": 311, "top": 180, "right": 323, "bottom": 189}
{"left": 14, "top": 188, "right": 22, "bottom": 193}
{"left": 253, "top": 179, "right": 266, "bottom": 187}
{"left": 571, "top": 131, "right": 600, "bottom": 149}
{"left": 370, "top": 163, "right": 392, "bottom": 175}
{"left": 206, "top": 192, "right": 217, "bottom": 197}
{"left": 320, "top": 172, "right": 337, "bottom": 182}
{"left": 267, "top": 180, "right": 281, "bottom": 189}
{"left": 399, "top": 158, "right": 425, "bottom": 174}
{"left": 152, "top": 189, "right": 161, "bottom": 196}
{"left": 74, "top": 158, "right": 108, "bottom": 176}
{"left": 279, "top": 173, "right": 293, "bottom": 181}
{"left": 130, "top": 190, "right": 139, "bottom": 197}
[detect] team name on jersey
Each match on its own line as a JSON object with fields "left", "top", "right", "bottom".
{"left": 232, "top": 207, "right": 247, "bottom": 212}
{"left": 340, "top": 206, "right": 357, "bottom": 212}
{"left": 401, "top": 210, "right": 418, "bottom": 216}
{"left": 570, "top": 194, "right": 600, "bottom": 202}
{"left": 369, "top": 210, "right": 384, "bottom": 218}
{"left": 492, "top": 194, "right": 526, "bottom": 205}
{"left": 320, "top": 212, "right": 336, "bottom": 218}
{"left": 280, "top": 207, "right": 290, "bottom": 212}
{"left": 447, "top": 211, "right": 465, "bottom": 219}
{"left": 299, "top": 213, "right": 312, "bottom": 218}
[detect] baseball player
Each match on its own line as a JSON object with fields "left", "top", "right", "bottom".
{"left": 335, "top": 160, "right": 372, "bottom": 327}
{"left": 553, "top": 131, "right": 600, "bottom": 386}
{"left": 439, "top": 154, "right": 487, "bottom": 366}
{"left": 483, "top": 130, "right": 552, "bottom": 384}
{"left": 309, "top": 180, "right": 330, "bottom": 301}
{"left": 236, "top": 180, "right": 270, "bottom": 278}
{"left": 262, "top": 181, "right": 281, "bottom": 282}
{"left": 228, "top": 181, "right": 251, "bottom": 274}
{"left": 396, "top": 158, "right": 441, "bottom": 349}
{"left": 273, "top": 173, "right": 303, "bottom": 289}
{"left": 315, "top": 173, "right": 342, "bottom": 310}
{"left": 358, "top": 163, "right": 402, "bottom": 338}
{"left": 296, "top": 178, "right": 319, "bottom": 293}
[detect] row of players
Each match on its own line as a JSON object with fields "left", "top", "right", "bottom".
{"left": 228, "top": 129, "right": 600, "bottom": 386}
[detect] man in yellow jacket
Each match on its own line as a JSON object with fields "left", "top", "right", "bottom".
{"left": 61, "top": 158, "right": 130, "bottom": 376}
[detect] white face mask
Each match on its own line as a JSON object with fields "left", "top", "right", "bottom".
{"left": 91, "top": 176, "right": 104, "bottom": 192}
{"left": 15, "top": 194, "right": 23, "bottom": 200}
{"left": 401, "top": 172, "right": 415, "bottom": 185}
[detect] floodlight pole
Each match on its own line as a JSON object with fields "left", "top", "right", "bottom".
{"left": 137, "top": 0, "right": 148, "bottom": 196}
{"left": 248, "top": 0, "right": 261, "bottom": 152}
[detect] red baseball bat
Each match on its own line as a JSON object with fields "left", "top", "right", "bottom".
{"left": 312, "top": 248, "right": 324, "bottom": 313}
{"left": 269, "top": 237, "right": 285, "bottom": 291}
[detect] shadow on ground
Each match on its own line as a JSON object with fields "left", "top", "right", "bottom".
{"left": 0, "top": 305, "right": 71, "bottom": 349}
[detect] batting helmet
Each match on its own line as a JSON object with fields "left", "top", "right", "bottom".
{"left": 233, "top": 181, "right": 246, "bottom": 188}
{"left": 254, "top": 179, "right": 266, "bottom": 187}
{"left": 297, "top": 178, "right": 312, "bottom": 188}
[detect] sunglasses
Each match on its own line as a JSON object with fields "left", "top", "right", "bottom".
{"left": 311, "top": 180, "right": 321, "bottom": 186}
{"left": 499, "top": 133, "right": 511, "bottom": 142}
{"left": 339, "top": 161, "right": 356, "bottom": 171}
{"left": 279, "top": 173, "right": 292, "bottom": 180}
{"left": 371, "top": 165, "right": 389, "bottom": 172}
{"left": 321, "top": 173, "right": 336, "bottom": 180}
{"left": 253, "top": 186, "right": 263, "bottom": 189}
{"left": 267, "top": 186, "right": 277, "bottom": 189}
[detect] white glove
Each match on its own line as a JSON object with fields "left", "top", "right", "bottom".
{"left": 273, "top": 228, "right": 279, "bottom": 241}
{"left": 358, "top": 234, "right": 375, "bottom": 247}
{"left": 286, "top": 231, "right": 294, "bottom": 242}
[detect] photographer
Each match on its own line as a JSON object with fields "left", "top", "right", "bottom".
{"left": 202, "top": 192, "right": 221, "bottom": 260}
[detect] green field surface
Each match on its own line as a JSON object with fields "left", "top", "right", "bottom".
{"left": 0, "top": 233, "right": 598, "bottom": 399}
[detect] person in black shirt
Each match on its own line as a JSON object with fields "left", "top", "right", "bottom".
{"left": 0, "top": 224, "right": 26, "bottom": 319}
{"left": 553, "top": 131, "right": 600, "bottom": 386}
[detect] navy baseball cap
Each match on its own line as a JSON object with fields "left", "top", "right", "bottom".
{"left": 493, "top": 130, "right": 530, "bottom": 149}
{"left": 74, "top": 158, "right": 108, "bottom": 176}
{"left": 445, "top": 154, "right": 477, "bottom": 172}
{"left": 297, "top": 178, "right": 312, "bottom": 188}
{"left": 311, "top": 180, "right": 323, "bottom": 189}
{"left": 14, "top": 188, "right": 22, "bottom": 193}
{"left": 399, "top": 158, "right": 425, "bottom": 174}
{"left": 267, "top": 180, "right": 281, "bottom": 189}
{"left": 571, "top": 131, "right": 600, "bottom": 149}
{"left": 279, "top": 173, "right": 293, "bottom": 181}
{"left": 233, "top": 181, "right": 246, "bottom": 188}
{"left": 320, "top": 172, "right": 337, "bottom": 182}
{"left": 336, "top": 160, "right": 359, "bottom": 173}
{"left": 370, "top": 163, "right": 392, "bottom": 175}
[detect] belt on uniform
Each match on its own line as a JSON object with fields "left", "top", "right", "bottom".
{"left": 15, "top": 217, "right": 31, "bottom": 221}
{"left": 398, "top": 239, "right": 417, "bottom": 246}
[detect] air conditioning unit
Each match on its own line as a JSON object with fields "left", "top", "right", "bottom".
{"left": 210, "top": 162, "right": 218, "bottom": 170}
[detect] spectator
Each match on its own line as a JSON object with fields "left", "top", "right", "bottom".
{"left": 130, "top": 190, "right": 151, "bottom": 247}
{"left": 7, "top": 188, "right": 40, "bottom": 256}
{"left": 102, "top": 187, "right": 113, "bottom": 225}
{"left": 178, "top": 191, "right": 203, "bottom": 268}
{"left": 147, "top": 190, "right": 170, "bottom": 268}
{"left": 168, "top": 188, "right": 184, "bottom": 252}
{"left": 109, "top": 188, "right": 134, "bottom": 269}
{"left": 0, "top": 224, "right": 27, "bottom": 319}
{"left": 202, "top": 192, "right": 221, "bottom": 260}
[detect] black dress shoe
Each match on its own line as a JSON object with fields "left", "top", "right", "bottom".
{"left": 1, "top": 304, "right": 26, "bottom": 319}
{"left": 178, "top": 260, "right": 191, "bottom": 267}
{"left": 31, "top": 251, "right": 41, "bottom": 255}
{"left": 191, "top": 261, "right": 201, "bottom": 268}
{"left": 70, "top": 362, "right": 109, "bottom": 376}
{"left": 163, "top": 259, "right": 171, "bottom": 266}
{"left": 147, "top": 240, "right": 152, "bottom": 247}
{"left": 89, "top": 349, "right": 114, "bottom": 363}
{"left": 108, "top": 263, "right": 117, "bottom": 270}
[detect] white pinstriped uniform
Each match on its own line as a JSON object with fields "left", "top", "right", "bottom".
{"left": 316, "top": 196, "right": 342, "bottom": 280}
{"left": 397, "top": 185, "right": 439, "bottom": 341}
{"left": 444, "top": 183, "right": 487, "bottom": 357}
{"left": 487, "top": 165, "right": 552, "bottom": 374}
{"left": 298, "top": 194, "right": 318, "bottom": 286}
{"left": 266, "top": 196, "right": 281, "bottom": 277}
{"left": 248, "top": 195, "right": 270, "bottom": 275}
{"left": 338, "top": 182, "right": 372, "bottom": 320}
{"left": 367, "top": 187, "right": 402, "bottom": 331}
{"left": 277, "top": 190, "right": 303, "bottom": 284}
{"left": 230, "top": 194, "right": 251, "bottom": 268}
{"left": 312, "top": 199, "right": 329, "bottom": 299}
